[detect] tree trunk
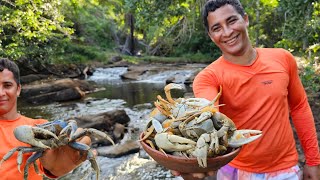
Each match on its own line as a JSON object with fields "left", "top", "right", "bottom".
{"left": 255, "top": 1, "right": 260, "bottom": 47}
{"left": 121, "top": 13, "right": 135, "bottom": 55}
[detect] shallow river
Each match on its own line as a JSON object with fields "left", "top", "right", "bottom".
{"left": 18, "top": 66, "right": 202, "bottom": 180}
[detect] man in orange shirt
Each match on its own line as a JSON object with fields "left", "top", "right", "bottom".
{"left": 171, "top": 0, "right": 320, "bottom": 179}
{"left": 0, "top": 58, "right": 92, "bottom": 179}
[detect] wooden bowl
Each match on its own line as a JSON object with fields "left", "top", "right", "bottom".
{"left": 139, "top": 133, "right": 241, "bottom": 173}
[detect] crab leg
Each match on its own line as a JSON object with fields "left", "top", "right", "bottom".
{"left": 164, "top": 83, "right": 184, "bottom": 104}
{"left": 60, "top": 120, "right": 78, "bottom": 138}
{"left": 145, "top": 139, "right": 156, "bottom": 149}
{"left": 33, "top": 161, "right": 40, "bottom": 175}
{"left": 211, "top": 85, "right": 222, "bottom": 105}
{"left": 228, "top": 130, "right": 262, "bottom": 148}
{"left": 140, "top": 126, "right": 155, "bottom": 141}
{"left": 0, "top": 147, "right": 19, "bottom": 166}
{"left": 154, "top": 99, "right": 171, "bottom": 117}
{"left": 69, "top": 128, "right": 115, "bottom": 146}
{"left": 87, "top": 150, "right": 100, "bottom": 180}
{"left": 69, "top": 141, "right": 91, "bottom": 151}
{"left": 192, "top": 133, "right": 210, "bottom": 168}
{"left": 185, "top": 85, "right": 223, "bottom": 109}
{"left": 24, "top": 151, "right": 43, "bottom": 180}
{"left": 16, "top": 147, "right": 43, "bottom": 172}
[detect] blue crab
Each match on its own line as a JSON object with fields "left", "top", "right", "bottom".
{"left": 0, "top": 119, "right": 115, "bottom": 180}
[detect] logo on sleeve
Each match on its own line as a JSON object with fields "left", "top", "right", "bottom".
{"left": 261, "top": 80, "right": 273, "bottom": 85}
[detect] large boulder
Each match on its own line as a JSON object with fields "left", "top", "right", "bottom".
{"left": 20, "top": 78, "right": 96, "bottom": 104}
{"left": 20, "top": 74, "right": 50, "bottom": 84}
{"left": 74, "top": 109, "right": 131, "bottom": 146}
{"left": 120, "top": 66, "right": 148, "bottom": 80}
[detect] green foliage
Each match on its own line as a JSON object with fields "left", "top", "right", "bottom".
{"left": 0, "top": 0, "right": 73, "bottom": 61}
{"left": 274, "top": 0, "right": 320, "bottom": 51}
{"left": 60, "top": 0, "right": 116, "bottom": 49}
{"left": 299, "top": 58, "right": 320, "bottom": 93}
{"left": 1, "top": 0, "right": 319, "bottom": 68}
{"left": 51, "top": 39, "right": 108, "bottom": 64}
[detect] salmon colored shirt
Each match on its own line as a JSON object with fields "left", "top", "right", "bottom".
{"left": 0, "top": 116, "right": 47, "bottom": 180}
{"left": 193, "top": 48, "right": 320, "bottom": 173}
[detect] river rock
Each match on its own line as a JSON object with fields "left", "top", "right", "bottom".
{"left": 20, "top": 74, "right": 49, "bottom": 84}
{"left": 74, "top": 109, "right": 130, "bottom": 145}
{"left": 113, "top": 123, "right": 126, "bottom": 139}
{"left": 20, "top": 78, "right": 94, "bottom": 104}
{"left": 120, "top": 66, "right": 148, "bottom": 80}
{"left": 184, "top": 69, "right": 201, "bottom": 85}
{"left": 24, "top": 87, "right": 85, "bottom": 104}
{"left": 96, "top": 140, "right": 140, "bottom": 158}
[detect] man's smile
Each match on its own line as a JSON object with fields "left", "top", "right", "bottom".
{"left": 223, "top": 34, "right": 239, "bottom": 45}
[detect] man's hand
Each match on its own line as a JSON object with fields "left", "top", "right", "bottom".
{"left": 171, "top": 170, "right": 216, "bottom": 179}
{"left": 303, "top": 164, "right": 320, "bottom": 180}
{"left": 39, "top": 130, "right": 92, "bottom": 177}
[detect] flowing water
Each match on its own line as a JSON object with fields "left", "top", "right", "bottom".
{"left": 17, "top": 66, "right": 202, "bottom": 180}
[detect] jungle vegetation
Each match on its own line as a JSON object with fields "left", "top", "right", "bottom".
{"left": 0, "top": 0, "right": 319, "bottom": 92}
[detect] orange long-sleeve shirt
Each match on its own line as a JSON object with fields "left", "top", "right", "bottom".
{"left": 0, "top": 116, "right": 47, "bottom": 180}
{"left": 193, "top": 48, "right": 320, "bottom": 172}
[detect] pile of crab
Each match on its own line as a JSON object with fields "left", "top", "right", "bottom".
{"left": 141, "top": 83, "right": 262, "bottom": 168}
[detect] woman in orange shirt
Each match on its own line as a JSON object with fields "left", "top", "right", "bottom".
{"left": 172, "top": 0, "right": 320, "bottom": 179}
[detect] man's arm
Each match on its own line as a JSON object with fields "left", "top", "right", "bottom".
{"left": 285, "top": 50, "right": 320, "bottom": 178}
{"left": 193, "top": 68, "right": 220, "bottom": 101}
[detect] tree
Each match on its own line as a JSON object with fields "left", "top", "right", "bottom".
{"left": 275, "top": 0, "right": 320, "bottom": 51}
{"left": 0, "top": 0, "right": 73, "bottom": 61}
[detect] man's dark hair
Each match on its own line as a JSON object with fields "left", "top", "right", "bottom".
{"left": 202, "top": 0, "right": 246, "bottom": 32}
{"left": 0, "top": 58, "right": 20, "bottom": 85}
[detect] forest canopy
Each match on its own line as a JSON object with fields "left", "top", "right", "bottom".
{"left": 0, "top": 0, "right": 319, "bottom": 63}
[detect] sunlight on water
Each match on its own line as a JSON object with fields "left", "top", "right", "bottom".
{"left": 137, "top": 70, "right": 194, "bottom": 83}
{"left": 88, "top": 67, "right": 128, "bottom": 84}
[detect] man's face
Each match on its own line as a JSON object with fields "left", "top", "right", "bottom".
{"left": 207, "top": 4, "right": 250, "bottom": 56}
{"left": 0, "top": 69, "right": 21, "bottom": 115}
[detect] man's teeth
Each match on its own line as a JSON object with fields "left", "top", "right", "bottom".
{"left": 224, "top": 36, "right": 238, "bottom": 44}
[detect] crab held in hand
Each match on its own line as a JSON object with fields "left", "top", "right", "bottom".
{"left": 141, "top": 83, "right": 262, "bottom": 168}
{"left": 0, "top": 120, "right": 115, "bottom": 180}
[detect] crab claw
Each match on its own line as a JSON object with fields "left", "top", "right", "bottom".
{"left": 228, "top": 129, "right": 262, "bottom": 148}
{"left": 154, "top": 133, "right": 196, "bottom": 152}
{"left": 14, "top": 125, "right": 58, "bottom": 149}
{"left": 164, "top": 83, "right": 185, "bottom": 104}
{"left": 152, "top": 119, "right": 196, "bottom": 152}
{"left": 152, "top": 119, "right": 164, "bottom": 133}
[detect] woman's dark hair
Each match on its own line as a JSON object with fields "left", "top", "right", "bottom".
{"left": 202, "top": 0, "right": 245, "bottom": 32}
{"left": 0, "top": 58, "right": 20, "bottom": 85}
